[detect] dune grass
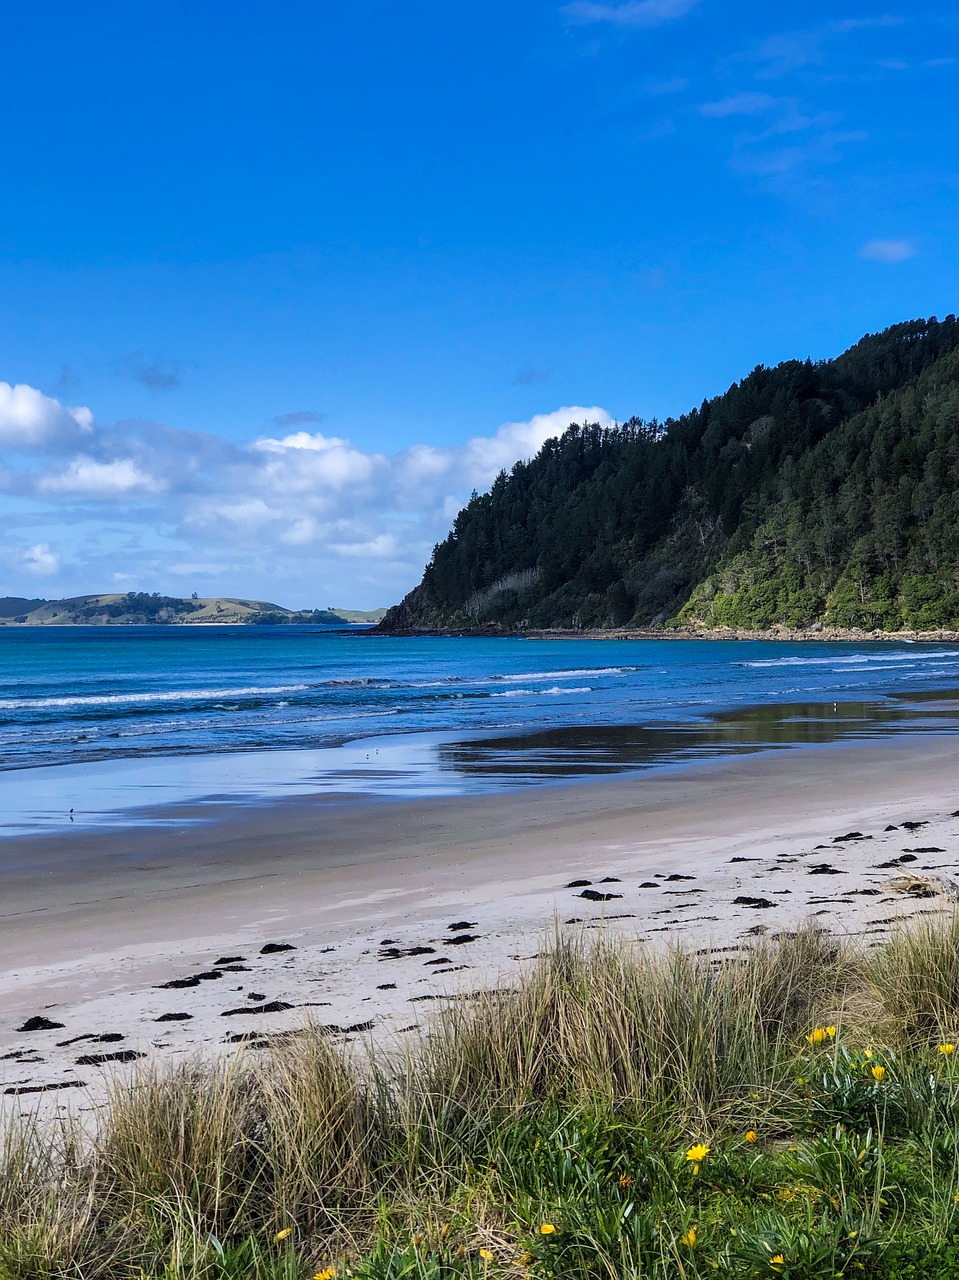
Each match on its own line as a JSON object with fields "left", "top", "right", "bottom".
{"left": 6, "top": 921, "right": 959, "bottom": 1278}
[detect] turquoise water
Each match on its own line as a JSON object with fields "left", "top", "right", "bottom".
{"left": 3, "top": 627, "right": 959, "bottom": 832}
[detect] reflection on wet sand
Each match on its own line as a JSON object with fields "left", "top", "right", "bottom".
{"left": 438, "top": 690, "right": 959, "bottom": 783}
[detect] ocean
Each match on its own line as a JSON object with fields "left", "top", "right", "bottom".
{"left": 3, "top": 626, "right": 959, "bottom": 833}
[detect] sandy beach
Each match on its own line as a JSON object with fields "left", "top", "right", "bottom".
{"left": 2, "top": 731, "right": 959, "bottom": 1117}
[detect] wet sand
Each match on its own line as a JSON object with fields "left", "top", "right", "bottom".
{"left": 2, "top": 733, "right": 959, "bottom": 1116}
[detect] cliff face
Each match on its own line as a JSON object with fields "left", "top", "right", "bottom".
{"left": 380, "top": 317, "right": 959, "bottom": 634}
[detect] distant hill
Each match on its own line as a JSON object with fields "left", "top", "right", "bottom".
{"left": 325, "top": 606, "right": 389, "bottom": 623}
{"left": 0, "top": 594, "right": 388, "bottom": 626}
{"left": 381, "top": 316, "right": 959, "bottom": 634}
{"left": 0, "top": 597, "right": 48, "bottom": 618}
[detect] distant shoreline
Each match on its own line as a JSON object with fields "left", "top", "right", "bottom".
{"left": 0, "top": 593, "right": 387, "bottom": 628}
{"left": 0, "top": 620, "right": 370, "bottom": 629}
{"left": 374, "top": 624, "right": 959, "bottom": 642}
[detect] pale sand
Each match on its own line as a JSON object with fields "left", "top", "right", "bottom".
{"left": 2, "top": 734, "right": 959, "bottom": 1118}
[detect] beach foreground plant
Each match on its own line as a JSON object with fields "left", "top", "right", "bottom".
{"left": 7, "top": 921, "right": 959, "bottom": 1277}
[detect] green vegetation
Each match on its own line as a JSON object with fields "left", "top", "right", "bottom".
{"left": 330, "top": 608, "right": 389, "bottom": 625}
{"left": 0, "top": 598, "right": 46, "bottom": 619}
{"left": 381, "top": 316, "right": 959, "bottom": 633}
{"left": 11, "top": 919, "right": 959, "bottom": 1276}
{"left": 0, "top": 595, "right": 377, "bottom": 627}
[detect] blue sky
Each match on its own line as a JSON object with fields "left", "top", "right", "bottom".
{"left": 1, "top": 0, "right": 956, "bottom": 607}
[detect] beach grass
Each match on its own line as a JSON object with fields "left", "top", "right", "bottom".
{"left": 7, "top": 922, "right": 959, "bottom": 1277}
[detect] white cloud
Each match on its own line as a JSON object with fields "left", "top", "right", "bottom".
{"left": 562, "top": 0, "right": 699, "bottom": 27}
{"left": 39, "top": 456, "right": 164, "bottom": 498}
{"left": 184, "top": 497, "right": 276, "bottom": 530}
{"left": 0, "top": 384, "right": 617, "bottom": 606}
{"left": 0, "top": 382, "right": 92, "bottom": 449}
{"left": 329, "top": 533, "right": 400, "bottom": 559}
{"left": 254, "top": 431, "right": 379, "bottom": 489}
{"left": 463, "top": 406, "right": 615, "bottom": 487}
{"left": 22, "top": 543, "right": 60, "bottom": 576}
{"left": 401, "top": 443, "right": 453, "bottom": 481}
{"left": 255, "top": 430, "right": 349, "bottom": 453}
{"left": 860, "top": 238, "right": 916, "bottom": 263}
{"left": 280, "top": 517, "right": 321, "bottom": 546}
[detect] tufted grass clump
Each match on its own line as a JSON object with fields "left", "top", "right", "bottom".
{"left": 7, "top": 920, "right": 959, "bottom": 1277}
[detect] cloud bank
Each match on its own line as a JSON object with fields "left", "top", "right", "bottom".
{"left": 0, "top": 383, "right": 615, "bottom": 607}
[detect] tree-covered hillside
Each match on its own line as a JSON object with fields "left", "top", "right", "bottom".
{"left": 381, "top": 317, "right": 959, "bottom": 632}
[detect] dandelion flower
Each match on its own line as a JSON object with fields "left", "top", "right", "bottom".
{"left": 745, "top": 1130, "right": 758, "bottom": 1144}
{"left": 314, "top": 1270, "right": 336, "bottom": 1280}
{"left": 680, "top": 1226, "right": 697, "bottom": 1247}
{"left": 939, "top": 1043, "right": 956, "bottom": 1056}
{"left": 618, "top": 1172, "right": 634, "bottom": 1188}
{"left": 807, "top": 1027, "right": 827, "bottom": 1045}
{"left": 770, "top": 1255, "right": 785, "bottom": 1271}
{"left": 540, "top": 1223, "right": 557, "bottom": 1235}
{"left": 479, "top": 1248, "right": 494, "bottom": 1261}
{"left": 275, "top": 1228, "right": 293, "bottom": 1242}
{"left": 871, "top": 1064, "right": 887, "bottom": 1082}
{"left": 685, "top": 1142, "right": 709, "bottom": 1175}
{"left": 825, "top": 1025, "right": 837, "bottom": 1038}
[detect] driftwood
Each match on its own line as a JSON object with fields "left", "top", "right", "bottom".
{"left": 884, "top": 873, "right": 959, "bottom": 901}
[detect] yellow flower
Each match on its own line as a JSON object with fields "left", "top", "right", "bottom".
{"left": 939, "top": 1043, "right": 956, "bottom": 1056}
{"left": 314, "top": 1270, "right": 336, "bottom": 1280}
{"left": 770, "top": 1255, "right": 785, "bottom": 1271}
{"left": 412, "top": 1235, "right": 422, "bottom": 1248}
{"left": 516, "top": 1254, "right": 533, "bottom": 1266}
{"left": 825, "top": 1026, "right": 837, "bottom": 1038}
{"left": 685, "top": 1142, "right": 709, "bottom": 1174}
{"left": 540, "top": 1223, "right": 557, "bottom": 1235}
{"left": 618, "top": 1172, "right": 634, "bottom": 1188}
{"left": 871, "top": 1064, "right": 887, "bottom": 1082}
{"left": 680, "top": 1226, "right": 697, "bottom": 1247}
{"left": 479, "top": 1248, "right": 494, "bottom": 1261}
{"left": 807, "top": 1027, "right": 827, "bottom": 1045}
{"left": 745, "top": 1130, "right": 758, "bottom": 1144}
{"left": 274, "top": 1228, "right": 293, "bottom": 1242}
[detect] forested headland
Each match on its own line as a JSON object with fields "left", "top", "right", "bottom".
{"left": 381, "top": 317, "right": 959, "bottom": 634}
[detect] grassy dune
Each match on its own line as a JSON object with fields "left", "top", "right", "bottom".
{"left": 7, "top": 920, "right": 959, "bottom": 1278}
